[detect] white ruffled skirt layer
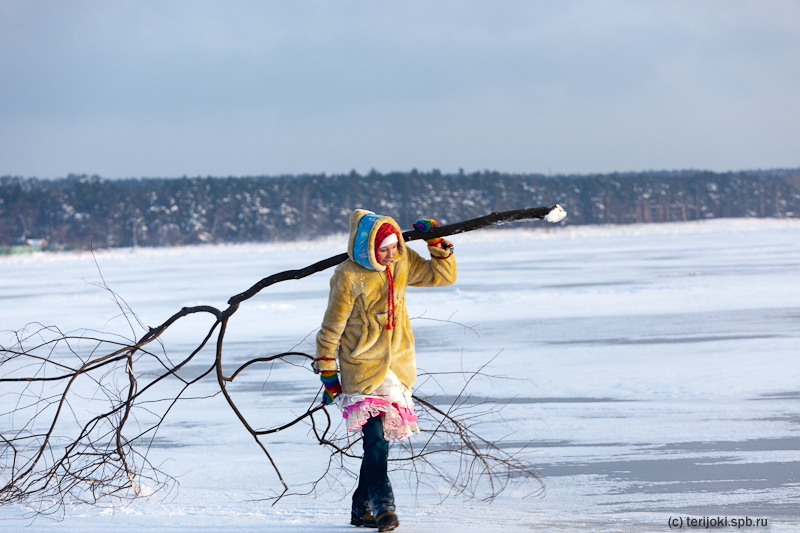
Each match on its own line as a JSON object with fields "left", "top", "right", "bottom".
{"left": 338, "top": 370, "right": 420, "bottom": 441}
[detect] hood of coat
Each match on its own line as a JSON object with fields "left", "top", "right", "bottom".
{"left": 347, "top": 209, "right": 406, "bottom": 272}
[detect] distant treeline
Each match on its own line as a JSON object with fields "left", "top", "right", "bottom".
{"left": 1, "top": 169, "right": 798, "bottom": 249}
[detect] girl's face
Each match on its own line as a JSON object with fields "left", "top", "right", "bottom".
{"left": 376, "top": 242, "right": 398, "bottom": 266}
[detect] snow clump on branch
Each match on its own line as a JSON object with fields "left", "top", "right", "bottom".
{"left": 545, "top": 204, "right": 567, "bottom": 223}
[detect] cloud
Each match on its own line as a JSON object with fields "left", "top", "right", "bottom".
{"left": 1, "top": 0, "right": 799, "bottom": 177}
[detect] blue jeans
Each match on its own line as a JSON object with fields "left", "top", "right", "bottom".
{"left": 352, "top": 415, "right": 395, "bottom": 517}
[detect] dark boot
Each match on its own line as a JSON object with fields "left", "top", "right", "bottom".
{"left": 350, "top": 510, "right": 378, "bottom": 528}
{"left": 376, "top": 511, "right": 399, "bottom": 532}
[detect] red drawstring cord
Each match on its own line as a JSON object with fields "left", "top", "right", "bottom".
{"left": 385, "top": 265, "right": 396, "bottom": 330}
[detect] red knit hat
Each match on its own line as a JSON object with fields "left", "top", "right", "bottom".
{"left": 374, "top": 223, "right": 399, "bottom": 257}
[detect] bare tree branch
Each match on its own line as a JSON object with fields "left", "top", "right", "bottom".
{"left": 1, "top": 207, "right": 558, "bottom": 516}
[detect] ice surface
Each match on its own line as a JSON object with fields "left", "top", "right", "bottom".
{"left": 1, "top": 219, "right": 799, "bottom": 531}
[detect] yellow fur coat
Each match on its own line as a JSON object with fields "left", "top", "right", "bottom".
{"left": 314, "top": 209, "right": 457, "bottom": 395}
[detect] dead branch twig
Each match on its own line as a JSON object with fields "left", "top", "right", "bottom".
{"left": 1, "top": 206, "right": 558, "bottom": 515}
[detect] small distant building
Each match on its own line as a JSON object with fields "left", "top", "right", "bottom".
{"left": 1, "top": 238, "right": 49, "bottom": 255}
{"left": 26, "top": 238, "right": 48, "bottom": 248}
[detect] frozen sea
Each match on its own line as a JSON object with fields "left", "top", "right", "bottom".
{"left": 1, "top": 218, "right": 799, "bottom": 532}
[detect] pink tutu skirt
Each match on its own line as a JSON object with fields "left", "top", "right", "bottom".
{"left": 338, "top": 370, "right": 419, "bottom": 441}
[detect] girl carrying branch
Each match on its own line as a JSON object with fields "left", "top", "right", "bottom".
{"left": 313, "top": 209, "right": 456, "bottom": 532}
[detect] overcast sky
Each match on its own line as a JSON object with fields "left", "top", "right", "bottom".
{"left": 1, "top": 0, "right": 798, "bottom": 179}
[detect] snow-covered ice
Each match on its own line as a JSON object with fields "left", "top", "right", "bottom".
{"left": 1, "top": 218, "right": 799, "bottom": 532}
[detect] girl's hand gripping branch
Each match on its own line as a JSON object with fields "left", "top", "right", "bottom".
{"left": 413, "top": 218, "right": 454, "bottom": 254}
{"left": 313, "top": 358, "right": 342, "bottom": 405}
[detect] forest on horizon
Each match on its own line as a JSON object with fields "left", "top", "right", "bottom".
{"left": 1, "top": 168, "right": 799, "bottom": 250}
